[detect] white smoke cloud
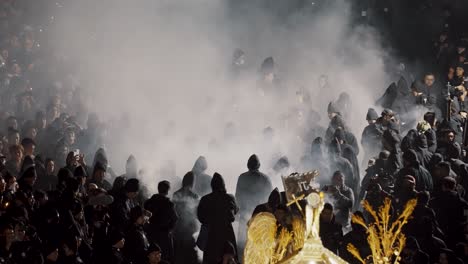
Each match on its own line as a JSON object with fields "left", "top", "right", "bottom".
{"left": 47, "top": 0, "right": 392, "bottom": 193}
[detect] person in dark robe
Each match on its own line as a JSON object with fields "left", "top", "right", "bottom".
{"left": 323, "top": 171, "right": 354, "bottom": 228}
{"left": 395, "top": 150, "right": 433, "bottom": 193}
{"left": 121, "top": 155, "right": 148, "bottom": 206}
{"left": 413, "top": 133, "right": 433, "bottom": 168}
{"left": 109, "top": 179, "right": 140, "bottom": 232}
{"left": 381, "top": 121, "right": 403, "bottom": 172}
{"left": 123, "top": 206, "right": 150, "bottom": 264}
{"left": 257, "top": 57, "right": 282, "bottom": 97}
{"left": 430, "top": 177, "right": 468, "bottom": 248}
{"left": 420, "top": 115, "right": 438, "bottom": 153}
{"left": 332, "top": 128, "right": 360, "bottom": 197}
{"left": 361, "top": 108, "right": 383, "bottom": 165}
{"left": 335, "top": 92, "right": 352, "bottom": 121}
{"left": 394, "top": 175, "right": 419, "bottom": 215}
{"left": 251, "top": 188, "right": 282, "bottom": 217}
{"left": 197, "top": 173, "right": 238, "bottom": 264}
{"left": 326, "top": 110, "right": 359, "bottom": 155}
{"left": 144, "top": 181, "right": 178, "bottom": 263}
{"left": 91, "top": 148, "right": 116, "bottom": 180}
{"left": 234, "top": 154, "right": 272, "bottom": 254}
{"left": 87, "top": 162, "right": 111, "bottom": 191}
{"left": 301, "top": 137, "right": 330, "bottom": 185}
{"left": 192, "top": 156, "right": 212, "bottom": 197}
{"left": 172, "top": 172, "right": 200, "bottom": 264}
{"left": 319, "top": 203, "right": 342, "bottom": 254}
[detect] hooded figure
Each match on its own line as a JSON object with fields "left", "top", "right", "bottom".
{"left": 173, "top": 172, "right": 199, "bottom": 264}
{"left": 192, "top": 156, "right": 212, "bottom": 197}
{"left": 197, "top": 173, "right": 238, "bottom": 264}
{"left": 252, "top": 188, "right": 283, "bottom": 217}
{"left": 92, "top": 148, "right": 116, "bottom": 180}
{"left": 333, "top": 128, "right": 360, "bottom": 198}
{"left": 301, "top": 137, "right": 330, "bottom": 185}
{"left": 395, "top": 150, "right": 433, "bottom": 193}
{"left": 328, "top": 141, "right": 356, "bottom": 195}
{"left": 234, "top": 154, "right": 272, "bottom": 254}
{"left": 361, "top": 108, "right": 383, "bottom": 163}
{"left": 413, "top": 133, "right": 433, "bottom": 168}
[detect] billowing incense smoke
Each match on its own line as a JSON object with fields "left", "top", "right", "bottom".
{"left": 47, "top": 0, "right": 392, "bottom": 193}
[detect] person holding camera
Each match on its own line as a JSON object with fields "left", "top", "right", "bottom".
{"left": 322, "top": 171, "right": 354, "bottom": 228}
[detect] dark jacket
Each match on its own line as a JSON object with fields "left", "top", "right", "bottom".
{"left": 198, "top": 174, "right": 238, "bottom": 264}
{"left": 123, "top": 225, "right": 149, "bottom": 264}
{"left": 144, "top": 194, "right": 178, "bottom": 262}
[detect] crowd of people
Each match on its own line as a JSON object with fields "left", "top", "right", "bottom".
{"left": 0, "top": 0, "right": 467, "bottom": 264}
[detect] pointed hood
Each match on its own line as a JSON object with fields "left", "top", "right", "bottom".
{"left": 366, "top": 108, "right": 379, "bottom": 121}
{"left": 211, "top": 172, "right": 226, "bottom": 193}
{"left": 192, "top": 156, "right": 208, "bottom": 174}
{"left": 247, "top": 154, "right": 261, "bottom": 171}
{"left": 92, "top": 148, "right": 109, "bottom": 168}
{"left": 267, "top": 188, "right": 282, "bottom": 209}
{"left": 327, "top": 101, "right": 339, "bottom": 114}
{"left": 182, "top": 171, "right": 195, "bottom": 188}
{"left": 126, "top": 155, "right": 138, "bottom": 178}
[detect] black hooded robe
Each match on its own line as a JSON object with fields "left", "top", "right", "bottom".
{"left": 234, "top": 155, "right": 272, "bottom": 253}
{"left": 192, "top": 156, "right": 212, "bottom": 197}
{"left": 198, "top": 173, "right": 238, "bottom": 264}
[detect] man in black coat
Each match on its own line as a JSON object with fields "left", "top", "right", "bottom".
{"left": 109, "top": 178, "right": 140, "bottom": 231}
{"left": 172, "top": 172, "right": 200, "bottom": 264}
{"left": 198, "top": 173, "right": 239, "bottom": 264}
{"left": 234, "top": 154, "right": 272, "bottom": 253}
{"left": 323, "top": 171, "right": 354, "bottom": 228}
{"left": 144, "top": 181, "right": 178, "bottom": 263}
{"left": 361, "top": 108, "right": 383, "bottom": 165}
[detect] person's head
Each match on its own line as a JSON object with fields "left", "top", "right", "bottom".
{"left": 366, "top": 108, "right": 378, "bottom": 124}
{"left": 211, "top": 172, "right": 226, "bottom": 193}
{"left": 74, "top": 166, "right": 87, "bottom": 185}
{"left": 327, "top": 102, "right": 338, "bottom": 119}
{"left": 7, "top": 128, "right": 20, "bottom": 146}
{"left": 441, "top": 177, "right": 457, "bottom": 192}
{"left": 92, "top": 162, "right": 106, "bottom": 183}
{"left": 45, "top": 158, "right": 55, "bottom": 175}
{"left": 456, "top": 66, "right": 465, "bottom": 77}
{"left": 332, "top": 171, "right": 344, "bottom": 187}
{"left": 381, "top": 109, "right": 394, "bottom": 123}
{"left": 181, "top": 171, "right": 194, "bottom": 189}
{"left": 9, "top": 144, "right": 23, "bottom": 162}
{"left": 21, "top": 166, "right": 37, "bottom": 187}
{"left": 158, "top": 180, "right": 170, "bottom": 196}
{"left": 125, "top": 178, "right": 140, "bottom": 199}
{"left": 403, "top": 150, "right": 419, "bottom": 167}
{"left": 64, "top": 128, "right": 75, "bottom": 146}
{"left": 147, "top": 243, "right": 162, "bottom": 264}
{"left": 66, "top": 151, "right": 78, "bottom": 167}
{"left": 446, "top": 131, "right": 456, "bottom": 143}
{"left": 5, "top": 116, "right": 18, "bottom": 131}
{"left": 320, "top": 203, "right": 334, "bottom": 223}
{"left": 247, "top": 154, "right": 260, "bottom": 171}
{"left": 35, "top": 111, "right": 46, "bottom": 130}
{"left": 423, "top": 73, "right": 435, "bottom": 86}
{"left": 20, "top": 138, "right": 35, "bottom": 157}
